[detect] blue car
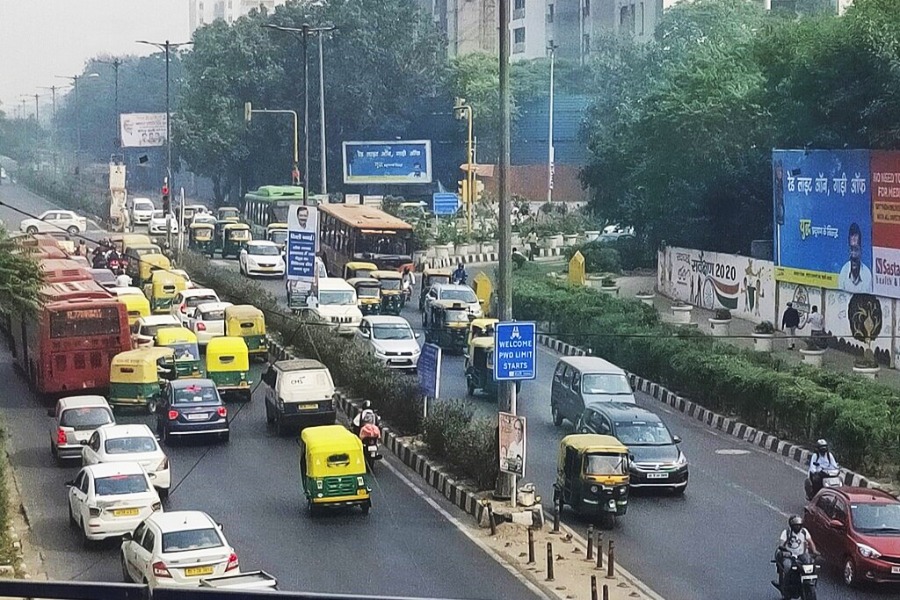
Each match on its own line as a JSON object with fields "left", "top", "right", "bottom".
{"left": 156, "top": 379, "right": 230, "bottom": 444}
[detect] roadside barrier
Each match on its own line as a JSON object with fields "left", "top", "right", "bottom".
{"left": 606, "top": 539, "right": 616, "bottom": 579}
{"left": 546, "top": 542, "right": 555, "bottom": 582}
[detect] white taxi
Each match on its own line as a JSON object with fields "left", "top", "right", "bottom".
{"left": 81, "top": 424, "right": 171, "bottom": 498}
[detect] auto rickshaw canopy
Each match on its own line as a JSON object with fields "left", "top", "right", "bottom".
{"left": 155, "top": 326, "right": 200, "bottom": 349}
{"left": 190, "top": 222, "right": 215, "bottom": 236}
{"left": 110, "top": 347, "right": 176, "bottom": 384}
{"left": 468, "top": 318, "right": 498, "bottom": 343}
{"left": 347, "top": 278, "right": 381, "bottom": 297}
{"left": 558, "top": 434, "right": 629, "bottom": 484}
{"left": 217, "top": 207, "right": 241, "bottom": 222}
{"left": 118, "top": 294, "right": 151, "bottom": 325}
{"left": 343, "top": 261, "right": 378, "bottom": 280}
{"left": 422, "top": 267, "right": 452, "bottom": 284}
{"left": 223, "top": 222, "right": 251, "bottom": 237}
{"left": 300, "top": 425, "right": 367, "bottom": 479}
{"left": 224, "top": 305, "right": 266, "bottom": 335}
{"left": 139, "top": 253, "right": 172, "bottom": 282}
{"left": 206, "top": 337, "right": 250, "bottom": 373}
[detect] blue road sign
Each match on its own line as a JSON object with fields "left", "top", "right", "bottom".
{"left": 494, "top": 322, "right": 537, "bottom": 381}
{"left": 418, "top": 343, "right": 442, "bottom": 397}
{"left": 432, "top": 192, "right": 460, "bottom": 216}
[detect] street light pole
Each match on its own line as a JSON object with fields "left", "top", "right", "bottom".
{"left": 98, "top": 58, "right": 122, "bottom": 150}
{"left": 547, "top": 43, "right": 558, "bottom": 204}
{"left": 244, "top": 104, "right": 299, "bottom": 168}
{"left": 318, "top": 32, "right": 328, "bottom": 195}
{"left": 39, "top": 85, "right": 60, "bottom": 171}
{"left": 56, "top": 73, "right": 99, "bottom": 178}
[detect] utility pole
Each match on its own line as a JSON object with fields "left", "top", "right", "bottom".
{"left": 39, "top": 85, "right": 60, "bottom": 171}
{"left": 98, "top": 58, "right": 122, "bottom": 150}
{"left": 318, "top": 32, "right": 328, "bottom": 195}
{"left": 547, "top": 43, "right": 558, "bottom": 204}
{"left": 56, "top": 73, "right": 99, "bottom": 180}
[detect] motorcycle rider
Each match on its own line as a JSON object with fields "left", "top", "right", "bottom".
{"left": 401, "top": 266, "right": 415, "bottom": 302}
{"left": 351, "top": 401, "right": 377, "bottom": 436}
{"left": 453, "top": 263, "right": 468, "bottom": 285}
{"left": 775, "top": 515, "right": 818, "bottom": 590}
{"left": 808, "top": 439, "right": 839, "bottom": 496}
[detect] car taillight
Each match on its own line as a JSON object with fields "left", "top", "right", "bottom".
{"left": 179, "top": 303, "right": 186, "bottom": 313}
{"left": 217, "top": 406, "right": 227, "bottom": 418}
{"left": 195, "top": 322, "right": 206, "bottom": 331}
{"left": 152, "top": 561, "right": 171, "bottom": 578}
{"left": 225, "top": 552, "right": 239, "bottom": 572}
{"left": 167, "top": 410, "right": 179, "bottom": 420}
{"left": 56, "top": 428, "right": 67, "bottom": 445}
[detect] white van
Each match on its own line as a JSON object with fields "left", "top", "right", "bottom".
{"left": 309, "top": 278, "right": 363, "bottom": 334}
{"left": 261, "top": 359, "right": 336, "bottom": 435}
{"left": 550, "top": 356, "right": 636, "bottom": 427}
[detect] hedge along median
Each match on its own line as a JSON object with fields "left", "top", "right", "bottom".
{"left": 176, "top": 251, "right": 499, "bottom": 489}
{"left": 512, "top": 274, "right": 900, "bottom": 480}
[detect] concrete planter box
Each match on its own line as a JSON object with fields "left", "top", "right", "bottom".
{"left": 635, "top": 293, "right": 655, "bottom": 306}
{"left": 799, "top": 348, "right": 826, "bottom": 367}
{"left": 852, "top": 365, "right": 880, "bottom": 380}
{"left": 584, "top": 230, "right": 601, "bottom": 242}
{"left": 541, "top": 234, "right": 564, "bottom": 249}
{"left": 478, "top": 242, "right": 496, "bottom": 254}
{"left": 413, "top": 250, "right": 428, "bottom": 267}
{"left": 600, "top": 285, "right": 619, "bottom": 296}
{"left": 708, "top": 318, "right": 732, "bottom": 337}
{"left": 563, "top": 234, "right": 579, "bottom": 247}
{"left": 454, "top": 243, "right": 476, "bottom": 256}
{"left": 752, "top": 333, "right": 774, "bottom": 352}
{"left": 434, "top": 244, "right": 454, "bottom": 259}
{"left": 671, "top": 305, "right": 693, "bottom": 324}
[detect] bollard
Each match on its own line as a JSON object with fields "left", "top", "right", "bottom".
{"left": 595, "top": 531, "right": 603, "bottom": 570}
{"left": 546, "top": 542, "right": 555, "bottom": 581}
{"left": 527, "top": 527, "right": 535, "bottom": 564}
{"left": 606, "top": 539, "right": 615, "bottom": 579}
{"left": 553, "top": 494, "right": 561, "bottom": 533}
{"left": 591, "top": 575, "right": 598, "bottom": 600}
{"left": 602, "top": 583, "right": 609, "bottom": 600}
{"left": 487, "top": 502, "right": 496, "bottom": 536}
{"left": 586, "top": 524, "right": 594, "bottom": 560}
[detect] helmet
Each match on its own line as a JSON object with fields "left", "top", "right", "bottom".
{"left": 789, "top": 515, "right": 803, "bottom": 533}
{"left": 816, "top": 439, "right": 829, "bottom": 453}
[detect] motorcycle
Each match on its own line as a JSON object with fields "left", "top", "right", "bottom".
{"left": 804, "top": 468, "right": 841, "bottom": 500}
{"left": 359, "top": 422, "right": 383, "bottom": 469}
{"left": 772, "top": 552, "right": 820, "bottom": 600}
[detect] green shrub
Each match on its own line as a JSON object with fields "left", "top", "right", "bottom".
{"left": 566, "top": 238, "right": 655, "bottom": 272}
{"left": 714, "top": 308, "right": 732, "bottom": 320}
{"left": 423, "top": 401, "right": 498, "bottom": 489}
{"left": 754, "top": 320, "right": 775, "bottom": 334}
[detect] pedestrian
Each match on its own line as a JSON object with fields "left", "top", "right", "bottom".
{"left": 74, "top": 239, "right": 87, "bottom": 257}
{"left": 781, "top": 302, "right": 800, "bottom": 350}
{"left": 525, "top": 229, "right": 538, "bottom": 261}
{"left": 808, "top": 305, "right": 826, "bottom": 349}
{"left": 512, "top": 247, "right": 527, "bottom": 269}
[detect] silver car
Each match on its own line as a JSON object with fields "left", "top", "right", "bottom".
{"left": 48, "top": 396, "right": 115, "bottom": 463}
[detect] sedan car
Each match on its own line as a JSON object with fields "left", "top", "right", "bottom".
{"left": 48, "top": 396, "right": 115, "bottom": 463}
{"left": 131, "top": 315, "right": 181, "bottom": 348}
{"left": 356, "top": 316, "right": 420, "bottom": 372}
{"left": 121, "top": 510, "right": 239, "bottom": 588}
{"left": 239, "top": 241, "right": 285, "bottom": 278}
{"left": 67, "top": 462, "right": 162, "bottom": 546}
{"left": 804, "top": 487, "right": 900, "bottom": 586}
{"left": 82, "top": 424, "right": 171, "bottom": 498}
{"left": 149, "top": 211, "right": 179, "bottom": 235}
{"left": 155, "top": 379, "right": 230, "bottom": 444}
{"left": 186, "top": 301, "right": 234, "bottom": 346}
{"left": 20, "top": 210, "right": 87, "bottom": 235}
{"left": 171, "top": 289, "right": 221, "bottom": 327}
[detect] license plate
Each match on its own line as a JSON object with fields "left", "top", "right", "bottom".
{"left": 186, "top": 413, "right": 208, "bottom": 420}
{"left": 892, "top": 567, "right": 900, "bottom": 574}
{"left": 646, "top": 472, "right": 669, "bottom": 479}
{"left": 368, "top": 445, "right": 378, "bottom": 452}
{"left": 113, "top": 508, "right": 140, "bottom": 517}
{"left": 184, "top": 566, "right": 214, "bottom": 577}
{"left": 800, "top": 575, "right": 817, "bottom": 581}
{"left": 299, "top": 404, "right": 318, "bottom": 411}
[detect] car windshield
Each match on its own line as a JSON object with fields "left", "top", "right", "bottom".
{"left": 94, "top": 473, "right": 149, "bottom": 496}
{"left": 357, "top": 286, "right": 379, "bottom": 298}
{"left": 584, "top": 453, "right": 627, "bottom": 475}
{"left": 151, "top": 211, "right": 164, "bottom": 219}
{"left": 173, "top": 384, "right": 219, "bottom": 405}
{"left": 441, "top": 288, "right": 477, "bottom": 303}
{"left": 249, "top": 245, "right": 279, "bottom": 256}
{"left": 615, "top": 421, "right": 674, "bottom": 446}
{"left": 134, "top": 203, "right": 154, "bottom": 211}
{"left": 169, "top": 343, "right": 200, "bottom": 360}
{"left": 582, "top": 374, "right": 632, "bottom": 395}
{"left": 162, "top": 528, "right": 223, "bottom": 553}
{"left": 104, "top": 436, "right": 157, "bottom": 454}
{"left": 319, "top": 291, "right": 356, "bottom": 305}
{"left": 852, "top": 503, "right": 900, "bottom": 534}
{"left": 373, "top": 323, "right": 413, "bottom": 340}
{"left": 60, "top": 407, "right": 113, "bottom": 430}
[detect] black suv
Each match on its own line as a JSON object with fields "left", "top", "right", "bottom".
{"left": 156, "top": 379, "right": 230, "bottom": 444}
{"left": 575, "top": 402, "right": 688, "bottom": 494}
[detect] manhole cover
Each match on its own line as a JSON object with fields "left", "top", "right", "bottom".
{"left": 715, "top": 449, "right": 750, "bottom": 455}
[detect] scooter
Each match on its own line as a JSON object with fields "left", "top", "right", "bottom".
{"left": 804, "top": 468, "right": 841, "bottom": 500}
{"left": 359, "top": 422, "right": 383, "bottom": 469}
{"left": 772, "top": 552, "right": 820, "bottom": 600}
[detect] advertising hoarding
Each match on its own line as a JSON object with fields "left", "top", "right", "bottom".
{"left": 287, "top": 204, "right": 319, "bottom": 285}
{"left": 342, "top": 140, "right": 432, "bottom": 185}
{"left": 871, "top": 151, "right": 900, "bottom": 298}
{"left": 773, "top": 149, "right": 872, "bottom": 293}
{"left": 119, "top": 113, "right": 167, "bottom": 148}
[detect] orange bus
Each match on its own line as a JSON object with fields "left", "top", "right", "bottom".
{"left": 39, "top": 259, "right": 93, "bottom": 285}
{"left": 9, "top": 280, "right": 131, "bottom": 395}
{"left": 318, "top": 204, "right": 414, "bottom": 275}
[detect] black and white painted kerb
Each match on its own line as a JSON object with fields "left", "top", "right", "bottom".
{"left": 424, "top": 247, "right": 565, "bottom": 269}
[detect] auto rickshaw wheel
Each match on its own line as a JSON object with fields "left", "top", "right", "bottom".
{"left": 466, "top": 379, "right": 475, "bottom": 397}
{"left": 361, "top": 501, "right": 371, "bottom": 515}
{"left": 551, "top": 404, "right": 563, "bottom": 427}
{"left": 146, "top": 399, "right": 158, "bottom": 415}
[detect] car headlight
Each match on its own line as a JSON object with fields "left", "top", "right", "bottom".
{"left": 675, "top": 452, "right": 687, "bottom": 465}
{"left": 857, "top": 543, "right": 881, "bottom": 559}
{"left": 590, "top": 485, "right": 598, "bottom": 494}
{"left": 373, "top": 348, "right": 387, "bottom": 357}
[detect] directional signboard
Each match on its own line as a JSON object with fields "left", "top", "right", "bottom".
{"left": 494, "top": 322, "right": 537, "bottom": 381}
{"left": 418, "top": 343, "right": 442, "bottom": 397}
{"left": 432, "top": 192, "right": 460, "bottom": 216}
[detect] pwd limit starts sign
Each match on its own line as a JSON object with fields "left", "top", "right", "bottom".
{"left": 493, "top": 322, "right": 537, "bottom": 381}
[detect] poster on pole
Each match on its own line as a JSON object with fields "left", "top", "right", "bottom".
{"left": 287, "top": 204, "right": 319, "bottom": 289}
{"left": 119, "top": 113, "right": 167, "bottom": 148}
{"left": 499, "top": 412, "right": 526, "bottom": 476}
{"left": 342, "top": 140, "right": 432, "bottom": 184}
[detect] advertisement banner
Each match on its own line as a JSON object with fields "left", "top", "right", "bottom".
{"left": 871, "top": 151, "right": 900, "bottom": 298}
{"left": 773, "top": 149, "right": 872, "bottom": 292}
{"left": 287, "top": 204, "right": 319, "bottom": 282}
{"left": 342, "top": 140, "right": 432, "bottom": 185}
{"left": 498, "top": 412, "right": 526, "bottom": 476}
{"left": 119, "top": 113, "right": 167, "bottom": 148}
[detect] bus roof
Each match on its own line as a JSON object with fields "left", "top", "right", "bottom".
{"left": 318, "top": 204, "right": 413, "bottom": 231}
{"left": 40, "top": 280, "right": 113, "bottom": 304}
{"left": 39, "top": 259, "right": 92, "bottom": 284}
{"left": 244, "top": 185, "right": 305, "bottom": 200}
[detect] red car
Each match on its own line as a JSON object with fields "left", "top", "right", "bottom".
{"left": 803, "top": 486, "right": 900, "bottom": 587}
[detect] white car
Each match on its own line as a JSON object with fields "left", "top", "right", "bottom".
{"left": 171, "top": 289, "right": 221, "bottom": 327}
{"left": 356, "top": 316, "right": 420, "bottom": 372}
{"left": 81, "top": 424, "right": 171, "bottom": 497}
{"left": 149, "top": 211, "right": 179, "bottom": 235}
{"left": 131, "top": 315, "right": 181, "bottom": 348}
{"left": 20, "top": 210, "right": 87, "bottom": 235}
{"left": 131, "top": 198, "right": 156, "bottom": 225}
{"left": 308, "top": 278, "right": 362, "bottom": 334}
{"left": 186, "top": 302, "right": 234, "bottom": 346}
{"left": 423, "top": 283, "right": 483, "bottom": 322}
{"left": 49, "top": 395, "right": 116, "bottom": 463}
{"left": 121, "top": 510, "right": 239, "bottom": 588}
{"left": 170, "top": 269, "right": 195, "bottom": 289}
{"left": 67, "top": 462, "right": 162, "bottom": 546}
{"left": 239, "top": 241, "right": 285, "bottom": 277}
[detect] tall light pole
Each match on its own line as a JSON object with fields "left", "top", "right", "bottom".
{"left": 454, "top": 100, "right": 474, "bottom": 235}
{"left": 547, "top": 43, "right": 558, "bottom": 204}
{"left": 39, "top": 85, "right": 62, "bottom": 171}
{"left": 243, "top": 102, "right": 299, "bottom": 169}
{"left": 317, "top": 32, "right": 329, "bottom": 195}
{"left": 56, "top": 73, "right": 99, "bottom": 177}
{"left": 97, "top": 58, "right": 123, "bottom": 151}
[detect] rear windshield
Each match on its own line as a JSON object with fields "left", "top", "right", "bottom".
{"left": 357, "top": 286, "right": 379, "bottom": 298}
{"left": 582, "top": 374, "right": 632, "bottom": 395}
{"left": 94, "top": 473, "right": 148, "bottom": 496}
{"left": 105, "top": 437, "right": 157, "bottom": 454}
{"left": 202, "top": 310, "right": 226, "bottom": 321}
{"left": 60, "top": 407, "right": 113, "bottom": 430}
{"left": 444, "top": 310, "right": 470, "bottom": 323}
{"left": 173, "top": 385, "right": 219, "bottom": 405}
{"left": 441, "top": 288, "right": 477, "bottom": 303}
{"left": 162, "top": 528, "right": 223, "bottom": 553}
{"left": 380, "top": 279, "right": 401, "bottom": 290}
{"left": 186, "top": 295, "right": 218, "bottom": 308}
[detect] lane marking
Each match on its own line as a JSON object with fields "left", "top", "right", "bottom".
{"left": 715, "top": 449, "right": 751, "bottom": 455}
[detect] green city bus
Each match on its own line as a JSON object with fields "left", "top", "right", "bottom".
{"left": 242, "top": 185, "right": 307, "bottom": 238}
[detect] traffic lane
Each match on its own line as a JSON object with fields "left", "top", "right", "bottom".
{"left": 0, "top": 350, "right": 538, "bottom": 598}
{"left": 0, "top": 181, "right": 59, "bottom": 229}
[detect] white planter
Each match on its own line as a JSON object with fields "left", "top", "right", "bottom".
{"left": 852, "top": 365, "right": 880, "bottom": 380}
{"left": 478, "top": 242, "right": 496, "bottom": 254}
{"left": 708, "top": 318, "right": 732, "bottom": 337}
{"left": 600, "top": 285, "right": 619, "bottom": 296}
{"left": 434, "top": 243, "right": 453, "bottom": 259}
{"left": 541, "top": 234, "right": 563, "bottom": 249}
{"left": 635, "top": 293, "right": 655, "bottom": 307}
{"left": 584, "top": 230, "right": 601, "bottom": 242}
{"left": 752, "top": 333, "right": 774, "bottom": 352}
{"left": 671, "top": 305, "right": 693, "bottom": 325}
{"left": 799, "top": 348, "right": 826, "bottom": 367}
{"left": 563, "top": 234, "right": 579, "bottom": 247}
{"left": 413, "top": 250, "right": 428, "bottom": 267}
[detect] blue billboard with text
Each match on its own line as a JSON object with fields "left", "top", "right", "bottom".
{"left": 342, "top": 140, "right": 432, "bottom": 185}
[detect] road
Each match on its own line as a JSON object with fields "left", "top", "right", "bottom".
{"left": 0, "top": 181, "right": 539, "bottom": 599}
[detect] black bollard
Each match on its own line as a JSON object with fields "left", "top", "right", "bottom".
{"left": 591, "top": 575, "right": 598, "bottom": 600}
{"left": 487, "top": 502, "right": 496, "bottom": 536}
{"left": 595, "top": 531, "right": 603, "bottom": 570}
{"left": 546, "top": 542, "right": 555, "bottom": 581}
{"left": 527, "top": 527, "right": 535, "bottom": 564}
{"left": 553, "top": 494, "right": 562, "bottom": 533}
{"left": 586, "top": 524, "right": 594, "bottom": 560}
{"left": 602, "top": 583, "right": 609, "bottom": 600}
{"left": 606, "top": 539, "right": 615, "bottom": 579}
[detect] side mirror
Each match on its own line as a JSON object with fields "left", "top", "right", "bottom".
{"left": 829, "top": 519, "right": 845, "bottom": 530}
{"left": 64, "top": 480, "right": 74, "bottom": 487}
{"left": 46, "top": 408, "right": 55, "bottom": 418}
{"left": 217, "top": 522, "right": 224, "bottom": 531}
{"left": 672, "top": 435, "right": 682, "bottom": 444}
{"left": 122, "top": 532, "right": 132, "bottom": 541}
{"left": 79, "top": 439, "right": 88, "bottom": 446}
{"left": 414, "top": 333, "right": 421, "bottom": 339}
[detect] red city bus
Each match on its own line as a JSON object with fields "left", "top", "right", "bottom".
{"left": 9, "top": 281, "right": 131, "bottom": 395}
{"left": 39, "top": 259, "right": 92, "bottom": 285}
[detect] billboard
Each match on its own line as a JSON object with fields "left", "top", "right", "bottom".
{"left": 871, "top": 151, "right": 900, "bottom": 298}
{"left": 773, "top": 149, "right": 872, "bottom": 293}
{"left": 498, "top": 412, "right": 526, "bottom": 476}
{"left": 342, "top": 140, "right": 432, "bottom": 185}
{"left": 119, "top": 113, "right": 167, "bottom": 148}
{"left": 287, "top": 204, "right": 319, "bottom": 286}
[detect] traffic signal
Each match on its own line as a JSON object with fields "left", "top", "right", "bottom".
{"left": 474, "top": 179, "right": 485, "bottom": 203}
{"left": 458, "top": 179, "right": 469, "bottom": 206}
{"left": 162, "top": 183, "right": 170, "bottom": 213}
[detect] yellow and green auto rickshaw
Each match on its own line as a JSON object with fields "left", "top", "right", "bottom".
{"left": 205, "top": 337, "right": 252, "bottom": 402}
{"left": 371, "top": 270, "right": 404, "bottom": 315}
{"left": 423, "top": 300, "right": 470, "bottom": 354}
{"left": 553, "top": 434, "right": 630, "bottom": 528}
{"left": 219, "top": 223, "right": 251, "bottom": 259}
{"left": 347, "top": 278, "right": 382, "bottom": 316}
{"left": 224, "top": 305, "right": 267, "bottom": 359}
{"left": 108, "top": 347, "right": 177, "bottom": 413}
{"left": 217, "top": 206, "right": 241, "bottom": 222}
{"left": 124, "top": 244, "right": 163, "bottom": 282}
{"left": 154, "top": 327, "right": 202, "bottom": 378}
{"left": 266, "top": 223, "right": 288, "bottom": 253}
{"left": 189, "top": 222, "right": 215, "bottom": 256}
{"left": 144, "top": 271, "right": 188, "bottom": 314}
{"left": 116, "top": 234, "right": 153, "bottom": 254}
{"left": 342, "top": 261, "right": 378, "bottom": 281}
{"left": 299, "top": 425, "right": 372, "bottom": 515}
{"left": 135, "top": 253, "right": 172, "bottom": 288}
{"left": 118, "top": 293, "right": 151, "bottom": 327}
{"left": 419, "top": 267, "right": 453, "bottom": 311}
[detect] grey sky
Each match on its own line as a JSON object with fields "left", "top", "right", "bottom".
{"left": 0, "top": 0, "right": 189, "bottom": 114}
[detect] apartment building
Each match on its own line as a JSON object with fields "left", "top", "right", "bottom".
{"left": 189, "top": 0, "right": 286, "bottom": 33}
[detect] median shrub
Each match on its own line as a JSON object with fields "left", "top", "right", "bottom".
{"left": 423, "top": 401, "right": 498, "bottom": 490}
{"left": 566, "top": 238, "right": 655, "bottom": 273}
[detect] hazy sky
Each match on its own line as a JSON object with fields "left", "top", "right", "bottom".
{"left": 0, "top": 0, "right": 190, "bottom": 114}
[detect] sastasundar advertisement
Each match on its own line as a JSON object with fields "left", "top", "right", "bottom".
{"left": 773, "top": 149, "right": 872, "bottom": 293}
{"left": 871, "top": 150, "right": 900, "bottom": 299}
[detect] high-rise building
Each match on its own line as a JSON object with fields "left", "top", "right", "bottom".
{"left": 189, "top": 0, "right": 287, "bottom": 33}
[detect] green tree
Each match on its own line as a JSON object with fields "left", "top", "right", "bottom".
{"left": 0, "top": 227, "right": 42, "bottom": 317}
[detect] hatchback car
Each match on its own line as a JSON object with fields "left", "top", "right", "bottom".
{"left": 131, "top": 315, "right": 181, "bottom": 348}
{"left": 575, "top": 403, "right": 688, "bottom": 493}
{"left": 48, "top": 396, "right": 115, "bottom": 463}
{"left": 156, "top": 380, "right": 229, "bottom": 444}
{"left": 356, "top": 316, "right": 420, "bottom": 372}
{"left": 67, "top": 462, "right": 161, "bottom": 546}
{"left": 131, "top": 198, "right": 156, "bottom": 225}
{"left": 82, "top": 424, "right": 171, "bottom": 497}
{"left": 171, "top": 289, "right": 221, "bottom": 327}
{"left": 186, "top": 302, "right": 234, "bottom": 346}
{"left": 121, "top": 510, "right": 238, "bottom": 588}
{"left": 803, "top": 487, "right": 900, "bottom": 587}
{"left": 239, "top": 241, "right": 285, "bottom": 277}
{"left": 89, "top": 268, "right": 118, "bottom": 288}
{"left": 149, "top": 211, "right": 179, "bottom": 235}
{"left": 20, "top": 210, "right": 87, "bottom": 235}
{"left": 423, "top": 283, "right": 482, "bottom": 320}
